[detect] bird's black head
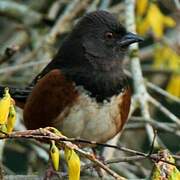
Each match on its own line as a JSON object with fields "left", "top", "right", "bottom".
{"left": 63, "top": 10, "right": 143, "bottom": 72}
{"left": 37, "top": 11, "right": 143, "bottom": 101}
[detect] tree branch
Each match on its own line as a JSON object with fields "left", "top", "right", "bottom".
{"left": 0, "top": 128, "right": 179, "bottom": 167}
{"left": 0, "top": 1, "right": 44, "bottom": 25}
{"left": 125, "top": 0, "right": 159, "bottom": 146}
{"left": 148, "top": 95, "right": 180, "bottom": 126}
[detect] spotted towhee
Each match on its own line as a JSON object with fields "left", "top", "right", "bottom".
{"left": 0, "top": 11, "right": 143, "bottom": 142}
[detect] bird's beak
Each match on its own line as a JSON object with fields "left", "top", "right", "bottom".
{"left": 118, "top": 32, "right": 144, "bottom": 47}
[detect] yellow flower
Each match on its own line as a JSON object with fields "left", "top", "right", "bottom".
{"left": 153, "top": 44, "right": 180, "bottom": 97}
{"left": 65, "top": 147, "right": 80, "bottom": 180}
{"left": 137, "top": 3, "right": 176, "bottom": 38}
{"left": 50, "top": 140, "right": 60, "bottom": 171}
{"left": 166, "top": 74, "right": 180, "bottom": 98}
{"left": 136, "top": 0, "right": 148, "bottom": 16}
{"left": 154, "top": 45, "right": 180, "bottom": 70}
{"left": 0, "top": 88, "right": 11, "bottom": 125}
{"left": 7, "top": 105, "right": 16, "bottom": 133}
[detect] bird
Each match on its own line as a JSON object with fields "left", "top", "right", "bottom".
{"left": 0, "top": 10, "right": 143, "bottom": 143}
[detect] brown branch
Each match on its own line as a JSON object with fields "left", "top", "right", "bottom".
{"left": 0, "top": 128, "right": 179, "bottom": 168}
{"left": 1, "top": 128, "right": 125, "bottom": 180}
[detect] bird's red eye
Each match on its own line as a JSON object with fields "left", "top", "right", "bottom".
{"left": 105, "top": 32, "right": 113, "bottom": 39}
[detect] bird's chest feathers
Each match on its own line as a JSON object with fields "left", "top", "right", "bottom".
{"left": 54, "top": 86, "right": 130, "bottom": 142}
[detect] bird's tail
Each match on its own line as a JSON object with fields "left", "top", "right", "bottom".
{"left": 0, "top": 85, "right": 32, "bottom": 108}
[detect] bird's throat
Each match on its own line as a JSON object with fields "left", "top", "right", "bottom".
{"left": 62, "top": 65, "right": 128, "bottom": 102}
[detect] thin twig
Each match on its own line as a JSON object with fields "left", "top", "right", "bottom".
{"left": 82, "top": 155, "right": 146, "bottom": 171}
{"left": 87, "top": 0, "right": 100, "bottom": 12}
{"left": 148, "top": 95, "right": 180, "bottom": 126}
{"left": 125, "top": 70, "right": 180, "bottom": 104}
{"left": 128, "top": 117, "right": 180, "bottom": 136}
{"left": 148, "top": 130, "right": 157, "bottom": 156}
{"left": 77, "top": 148, "right": 126, "bottom": 180}
{"left": 106, "top": 156, "right": 146, "bottom": 164}
{"left": 99, "top": 0, "right": 111, "bottom": 10}
{"left": 147, "top": 81, "right": 180, "bottom": 104}
{"left": 142, "top": 67, "right": 176, "bottom": 74}
{"left": 173, "top": 0, "right": 180, "bottom": 9}
{"left": 47, "top": 0, "right": 90, "bottom": 44}
{"left": 125, "top": 69, "right": 180, "bottom": 104}
{"left": 0, "top": 59, "right": 49, "bottom": 74}
{"left": 47, "top": 0, "right": 67, "bottom": 20}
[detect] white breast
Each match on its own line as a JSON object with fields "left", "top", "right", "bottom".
{"left": 54, "top": 87, "right": 126, "bottom": 142}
